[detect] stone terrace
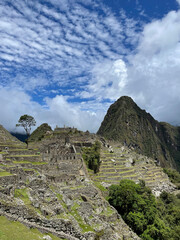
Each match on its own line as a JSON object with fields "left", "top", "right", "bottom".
{"left": 0, "top": 127, "right": 141, "bottom": 240}
{"left": 90, "top": 144, "right": 175, "bottom": 195}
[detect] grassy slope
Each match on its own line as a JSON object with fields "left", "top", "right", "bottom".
{"left": 0, "top": 216, "right": 65, "bottom": 240}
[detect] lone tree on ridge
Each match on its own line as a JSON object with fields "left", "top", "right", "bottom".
{"left": 16, "top": 114, "right": 36, "bottom": 136}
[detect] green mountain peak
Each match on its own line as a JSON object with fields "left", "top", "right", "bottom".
{"left": 97, "top": 96, "right": 180, "bottom": 171}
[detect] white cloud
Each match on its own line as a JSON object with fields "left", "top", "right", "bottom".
{"left": 138, "top": 10, "right": 180, "bottom": 56}
{"left": 82, "top": 59, "right": 128, "bottom": 100}
{"left": 125, "top": 9, "right": 180, "bottom": 125}
{"left": 0, "top": 0, "right": 138, "bottom": 91}
{"left": 0, "top": 87, "right": 41, "bottom": 132}
{"left": 177, "top": 0, "right": 180, "bottom": 5}
{"left": 1, "top": 0, "right": 180, "bottom": 134}
{"left": 0, "top": 87, "right": 104, "bottom": 133}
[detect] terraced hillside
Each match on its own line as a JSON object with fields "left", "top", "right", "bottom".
{"left": 0, "top": 125, "right": 140, "bottom": 240}
{"left": 90, "top": 144, "right": 175, "bottom": 196}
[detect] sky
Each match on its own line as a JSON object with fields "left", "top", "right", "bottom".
{"left": 0, "top": 0, "right": 180, "bottom": 133}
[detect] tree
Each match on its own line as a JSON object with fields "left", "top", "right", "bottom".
{"left": 108, "top": 179, "right": 157, "bottom": 237}
{"left": 82, "top": 141, "right": 101, "bottom": 173}
{"left": 16, "top": 114, "right": 36, "bottom": 136}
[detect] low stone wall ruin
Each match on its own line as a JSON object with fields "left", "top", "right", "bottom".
{"left": 0, "top": 175, "right": 17, "bottom": 186}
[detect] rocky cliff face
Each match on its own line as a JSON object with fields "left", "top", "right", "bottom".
{"left": 97, "top": 96, "right": 180, "bottom": 171}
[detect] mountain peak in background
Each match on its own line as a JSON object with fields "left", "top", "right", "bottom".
{"left": 97, "top": 96, "right": 180, "bottom": 171}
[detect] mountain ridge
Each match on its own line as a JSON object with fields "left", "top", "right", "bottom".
{"left": 97, "top": 96, "right": 180, "bottom": 171}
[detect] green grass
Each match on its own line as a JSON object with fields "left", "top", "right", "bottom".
{"left": 99, "top": 169, "right": 135, "bottom": 175}
{"left": 100, "top": 206, "right": 114, "bottom": 216}
{"left": 22, "top": 168, "right": 35, "bottom": 172}
{"left": 69, "top": 185, "right": 85, "bottom": 190}
{"left": 0, "top": 216, "right": 64, "bottom": 240}
{"left": 100, "top": 166, "right": 127, "bottom": 170}
{"left": 56, "top": 194, "right": 68, "bottom": 210}
{"left": 14, "top": 188, "right": 31, "bottom": 205}
{"left": 0, "top": 145, "right": 26, "bottom": 148}
{"left": 7, "top": 155, "right": 41, "bottom": 157}
{"left": 13, "top": 161, "right": 48, "bottom": 165}
{"left": 31, "top": 162, "right": 48, "bottom": 165}
{"left": 0, "top": 152, "right": 8, "bottom": 154}
{"left": 71, "top": 202, "right": 80, "bottom": 211}
{"left": 70, "top": 204, "right": 94, "bottom": 233}
{"left": 54, "top": 212, "right": 71, "bottom": 220}
{"left": 101, "top": 160, "right": 126, "bottom": 164}
{"left": 56, "top": 201, "right": 94, "bottom": 233}
{"left": 0, "top": 171, "right": 12, "bottom": 177}
{"left": 8, "top": 149, "right": 28, "bottom": 151}
{"left": 13, "top": 161, "right": 31, "bottom": 164}
{"left": 14, "top": 188, "right": 42, "bottom": 215}
{"left": 101, "top": 156, "right": 125, "bottom": 159}
{"left": 94, "top": 182, "right": 108, "bottom": 192}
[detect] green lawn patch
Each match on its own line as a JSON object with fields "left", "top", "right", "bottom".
{"left": 0, "top": 216, "right": 64, "bottom": 240}
{"left": 100, "top": 206, "right": 114, "bottom": 216}
{"left": 14, "top": 188, "right": 31, "bottom": 205}
{"left": 70, "top": 203, "right": 94, "bottom": 233}
{"left": 32, "top": 162, "right": 48, "bottom": 165}
{"left": 9, "top": 149, "right": 28, "bottom": 151}
{"left": 7, "top": 155, "right": 41, "bottom": 157}
{"left": 0, "top": 171, "right": 12, "bottom": 177}
{"left": 13, "top": 161, "right": 47, "bottom": 165}
{"left": 94, "top": 182, "right": 108, "bottom": 192}
{"left": 0, "top": 152, "right": 8, "bottom": 155}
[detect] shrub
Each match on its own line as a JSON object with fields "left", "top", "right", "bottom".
{"left": 82, "top": 141, "right": 101, "bottom": 173}
{"left": 107, "top": 179, "right": 180, "bottom": 239}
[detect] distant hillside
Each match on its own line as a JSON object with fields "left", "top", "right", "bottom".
{"left": 28, "top": 123, "right": 52, "bottom": 142}
{"left": 97, "top": 96, "right": 180, "bottom": 171}
{"left": 0, "top": 125, "right": 21, "bottom": 143}
{"left": 10, "top": 132, "right": 28, "bottom": 142}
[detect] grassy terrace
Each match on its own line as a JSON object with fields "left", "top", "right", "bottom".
{"left": 100, "top": 161, "right": 126, "bottom": 165}
{"left": 101, "top": 158, "right": 126, "bottom": 161}
{"left": 94, "top": 173, "right": 137, "bottom": 178}
{"left": 100, "top": 166, "right": 132, "bottom": 171}
{"left": 0, "top": 144, "right": 26, "bottom": 147}
{"left": 0, "top": 152, "right": 8, "bottom": 155}
{"left": 0, "top": 216, "right": 64, "bottom": 240}
{"left": 8, "top": 149, "right": 29, "bottom": 152}
{"left": 14, "top": 188, "right": 31, "bottom": 205}
{"left": 91, "top": 148, "right": 169, "bottom": 186}
{"left": 100, "top": 165, "right": 127, "bottom": 169}
{"left": 0, "top": 171, "right": 13, "bottom": 177}
{"left": 97, "top": 171, "right": 135, "bottom": 176}
{"left": 13, "top": 161, "right": 48, "bottom": 165}
{"left": 6, "top": 155, "right": 41, "bottom": 157}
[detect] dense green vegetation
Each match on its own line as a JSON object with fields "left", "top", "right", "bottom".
{"left": 82, "top": 141, "right": 101, "bottom": 173}
{"left": 163, "top": 168, "right": 180, "bottom": 188}
{"left": 108, "top": 179, "right": 180, "bottom": 240}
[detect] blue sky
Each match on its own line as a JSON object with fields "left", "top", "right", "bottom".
{"left": 0, "top": 0, "right": 180, "bottom": 133}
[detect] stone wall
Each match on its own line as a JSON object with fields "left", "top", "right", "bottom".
{"left": 0, "top": 196, "right": 83, "bottom": 240}
{"left": 0, "top": 175, "right": 17, "bottom": 186}
{"left": 46, "top": 174, "right": 76, "bottom": 183}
